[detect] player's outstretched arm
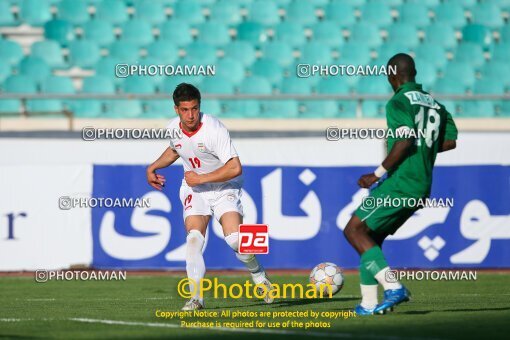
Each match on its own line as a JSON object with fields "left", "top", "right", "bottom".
{"left": 439, "top": 140, "right": 456, "bottom": 153}
{"left": 146, "top": 147, "right": 180, "bottom": 190}
{"left": 184, "top": 157, "right": 242, "bottom": 187}
{"left": 358, "top": 139, "right": 414, "bottom": 188}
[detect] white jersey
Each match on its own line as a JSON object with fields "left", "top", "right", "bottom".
{"left": 167, "top": 113, "right": 243, "bottom": 191}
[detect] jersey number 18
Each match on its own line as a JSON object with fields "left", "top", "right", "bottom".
{"left": 415, "top": 106, "right": 440, "bottom": 148}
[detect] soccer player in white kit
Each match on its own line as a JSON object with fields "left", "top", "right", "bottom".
{"left": 146, "top": 83, "right": 273, "bottom": 310}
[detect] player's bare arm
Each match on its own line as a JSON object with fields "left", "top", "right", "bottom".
{"left": 184, "top": 157, "right": 242, "bottom": 187}
{"left": 146, "top": 147, "right": 180, "bottom": 190}
{"left": 439, "top": 140, "right": 456, "bottom": 153}
{"left": 358, "top": 138, "right": 414, "bottom": 188}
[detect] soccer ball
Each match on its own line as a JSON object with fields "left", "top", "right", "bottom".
{"left": 309, "top": 262, "right": 344, "bottom": 296}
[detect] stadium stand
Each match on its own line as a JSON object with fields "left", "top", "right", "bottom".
{"left": 0, "top": 0, "right": 508, "bottom": 119}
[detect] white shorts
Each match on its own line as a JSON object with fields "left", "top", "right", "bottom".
{"left": 179, "top": 183, "right": 243, "bottom": 221}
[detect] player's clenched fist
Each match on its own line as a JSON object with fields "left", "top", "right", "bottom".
{"left": 147, "top": 171, "right": 166, "bottom": 190}
{"left": 358, "top": 173, "right": 379, "bottom": 188}
{"left": 184, "top": 171, "right": 202, "bottom": 187}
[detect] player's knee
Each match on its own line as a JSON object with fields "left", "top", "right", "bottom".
{"left": 224, "top": 232, "right": 239, "bottom": 252}
{"left": 186, "top": 229, "right": 205, "bottom": 254}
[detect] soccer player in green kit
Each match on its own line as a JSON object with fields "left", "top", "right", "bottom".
{"left": 343, "top": 53, "right": 458, "bottom": 315}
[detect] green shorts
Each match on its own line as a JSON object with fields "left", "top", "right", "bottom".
{"left": 354, "top": 183, "right": 420, "bottom": 235}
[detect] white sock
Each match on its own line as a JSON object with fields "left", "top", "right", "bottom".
{"left": 225, "top": 232, "right": 266, "bottom": 283}
{"left": 374, "top": 267, "right": 402, "bottom": 291}
{"left": 360, "top": 284, "right": 378, "bottom": 309}
{"left": 185, "top": 230, "right": 205, "bottom": 302}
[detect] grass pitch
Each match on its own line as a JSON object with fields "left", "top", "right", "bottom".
{"left": 0, "top": 272, "right": 509, "bottom": 339}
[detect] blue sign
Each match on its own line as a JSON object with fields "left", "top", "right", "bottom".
{"left": 92, "top": 165, "right": 510, "bottom": 269}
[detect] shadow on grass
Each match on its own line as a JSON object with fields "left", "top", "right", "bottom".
{"left": 270, "top": 297, "right": 357, "bottom": 308}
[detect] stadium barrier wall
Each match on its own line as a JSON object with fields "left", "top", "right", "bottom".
{"left": 0, "top": 132, "right": 509, "bottom": 270}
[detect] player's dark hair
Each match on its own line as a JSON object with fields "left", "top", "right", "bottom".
{"left": 173, "top": 83, "right": 201, "bottom": 106}
{"left": 387, "top": 53, "right": 417, "bottom": 81}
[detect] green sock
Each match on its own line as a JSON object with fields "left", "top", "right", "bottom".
{"left": 361, "top": 246, "right": 388, "bottom": 278}
{"left": 359, "top": 262, "right": 378, "bottom": 285}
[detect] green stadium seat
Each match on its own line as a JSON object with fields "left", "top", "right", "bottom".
{"left": 280, "top": 77, "right": 312, "bottom": 94}
{"left": 109, "top": 41, "right": 140, "bottom": 63}
{"left": 472, "top": 3, "right": 503, "bottom": 29}
{"left": 386, "top": 23, "right": 419, "bottom": 48}
{"left": 251, "top": 59, "right": 283, "bottom": 85}
{"left": 31, "top": 40, "right": 66, "bottom": 69}
{"left": 199, "top": 100, "right": 221, "bottom": 116}
{"left": 82, "top": 20, "right": 115, "bottom": 47}
{"left": 459, "top": 101, "right": 495, "bottom": 117}
{"left": 454, "top": 43, "right": 485, "bottom": 68}
{"left": 444, "top": 61, "right": 476, "bottom": 87}
{"left": 95, "top": 56, "right": 122, "bottom": 84}
{"left": 312, "top": 21, "right": 344, "bottom": 47}
{"left": 146, "top": 41, "right": 179, "bottom": 64}
{"left": 215, "top": 57, "right": 245, "bottom": 85}
{"left": 248, "top": 1, "right": 280, "bottom": 26}
{"left": 185, "top": 42, "right": 217, "bottom": 64}
{"left": 481, "top": 62, "right": 510, "bottom": 84}
{"left": 82, "top": 75, "right": 115, "bottom": 93}
{"left": 0, "top": 40, "right": 23, "bottom": 66}
{"left": 0, "top": 75, "right": 37, "bottom": 114}
{"left": 285, "top": 1, "right": 317, "bottom": 25}
{"left": 316, "top": 77, "right": 350, "bottom": 94}
{"left": 425, "top": 23, "right": 457, "bottom": 49}
{"left": 120, "top": 20, "right": 154, "bottom": 46}
{"left": 104, "top": 100, "right": 143, "bottom": 118}
{"left": 68, "top": 40, "right": 101, "bottom": 68}
{"left": 360, "top": 2, "right": 393, "bottom": 27}
{"left": 223, "top": 41, "right": 256, "bottom": 67}
{"left": 173, "top": 0, "right": 204, "bottom": 25}
{"left": 499, "top": 100, "right": 510, "bottom": 116}
{"left": 201, "top": 76, "right": 234, "bottom": 94}
{"left": 414, "top": 43, "right": 447, "bottom": 70}
{"left": 122, "top": 76, "right": 154, "bottom": 94}
{"left": 135, "top": 57, "right": 165, "bottom": 85}
{"left": 18, "top": 56, "right": 51, "bottom": 84}
{"left": 28, "top": 75, "right": 75, "bottom": 113}
{"left": 210, "top": 2, "right": 242, "bottom": 25}
{"left": 159, "top": 20, "right": 192, "bottom": 47}
{"left": 57, "top": 0, "right": 89, "bottom": 25}
{"left": 274, "top": 22, "right": 305, "bottom": 47}
{"left": 340, "top": 43, "right": 371, "bottom": 66}
{"left": 361, "top": 101, "right": 387, "bottom": 118}
{"left": 96, "top": 0, "right": 128, "bottom": 24}
{"left": 134, "top": 0, "right": 166, "bottom": 25}
{"left": 444, "top": 0, "right": 476, "bottom": 8}
{"left": 349, "top": 22, "right": 382, "bottom": 48}
{"left": 414, "top": 58, "right": 437, "bottom": 89}
{"left": 377, "top": 43, "right": 411, "bottom": 62}
{"left": 324, "top": 2, "right": 355, "bottom": 27}
{"left": 462, "top": 24, "right": 492, "bottom": 47}
{"left": 356, "top": 76, "right": 392, "bottom": 95}
{"left": 161, "top": 76, "right": 202, "bottom": 94}
{"left": 0, "top": 60, "right": 11, "bottom": 84}
{"left": 300, "top": 42, "right": 332, "bottom": 64}
{"left": 222, "top": 101, "right": 261, "bottom": 118}
{"left": 500, "top": 25, "right": 510, "bottom": 44}
{"left": 261, "top": 100, "right": 299, "bottom": 118}
{"left": 406, "top": 0, "right": 438, "bottom": 8}
{"left": 197, "top": 21, "right": 231, "bottom": 46}
{"left": 20, "top": 0, "right": 51, "bottom": 26}
{"left": 439, "top": 100, "right": 459, "bottom": 116}
{"left": 331, "top": 0, "right": 366, "bottom": 8}
{"left": 433, "top": 78, "right": 466, "bottom": 94}
{"left": 237, "top": 21, "right": 268, "bottom": 45}
{"left": 240, "top": 76, "right": 272, "bottom": 94}
{"left": 473, "top": 78, "right": 505, "bottom": 94}
{"left": 434, "top": 3, "right": 466, "bottom": 29}
{"left": 0, "top": 2, "right": 17, "bottom": 26}
{"left": 306, "top": 0, "right": 329, "bottom": 7}
{"left": 492, "top": 43, "right": 510, "bottom": 62}
{"left": 262, "top": 41, "right": 294, "bottom": 67}
{"left": 398, "top": 3, "right": 430, "bottom": 28}
{"left": 44, "top": 19, "right": 75, "bottom": 45}
{"left": 300, "top": 101, "right": 342, "bottom": 118}
{"left": 143, "top": 99, "right": 172, "bottom": 119}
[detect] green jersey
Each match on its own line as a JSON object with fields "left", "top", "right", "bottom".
{"left": 384, "top": 82, "right": 458, "bottom": 198}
